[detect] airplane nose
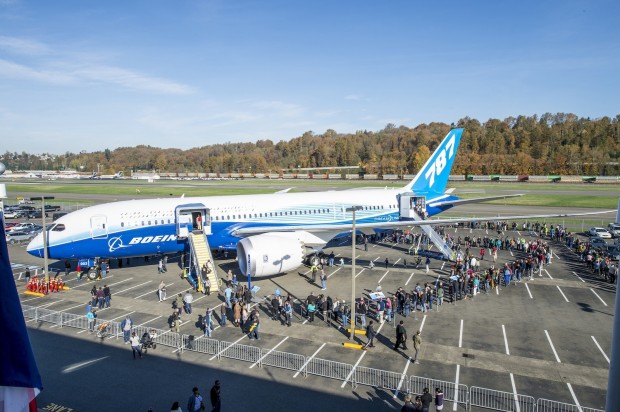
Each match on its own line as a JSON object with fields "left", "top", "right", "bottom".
{"left": 26, "top": 233, "right": 44, "bottom": 258}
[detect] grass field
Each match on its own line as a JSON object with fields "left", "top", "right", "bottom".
{"left": 2, "top": 179, "right": 618, "bottom": 209}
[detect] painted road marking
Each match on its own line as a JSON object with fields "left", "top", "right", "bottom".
{"left": 114, "top": 281, "right": 153, "bottom": 295}
{"left": 378, "top": 270, "right": 390, "bottom": 284}
{"left": 556, "top": 286, "right": 569, "bottom": 303}
{"left": 525, "top": 283, "right": 533, "bottom": 299}
{"left": 250, "top": 336, "right": 289, "bottom": 369}
{"left": 459, "top": 319, "right": 463, "bottom": 348}
{"left": 510, "top": 373, "right": 521, "bottom": 412}
{"left": 293, "top": 343, "right": 326, "bottom": 378}
{"left": 566, "top": 383, "right": 582, "bottom": 412}
{"left": 591, "top": 336, "right": 610, "bottom": 364}
{"left": 453, "top": 364, "right": 461, "bottom": 411}
{"left": 393, "top": 357, "right": 412, "bottom": 399}
{"left": 327, "top": 267, "right": 342, "bottom": 278}
{"left": 502, "top": 324, "right": 510, "bottom": 355}
{"left": 134, "top": 283, "right": 175, "bottom": 299}
{"left": 405, "top": 272, "right": 415, "bottom": 286}
{"left": 341, "top": 321, "right": 387, "bottom": 388}
{"left": 545, "top": 330, "right": 561, "bottom": 363}
{"left": 571, "top": 271, "right": 585, "bottom": 283}
{"left": 589, "top": 288, "right": 607, "bottom": 306}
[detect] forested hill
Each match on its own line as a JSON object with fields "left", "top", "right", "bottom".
{"left": 3, "top": 113, "right": 620, "bottom": 176}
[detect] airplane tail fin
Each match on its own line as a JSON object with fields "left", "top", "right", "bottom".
{"left": 404, "top": 128, "right": 463, "bottom": 195}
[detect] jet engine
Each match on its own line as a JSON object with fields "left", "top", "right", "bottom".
{"left": 237, "top": 233, "right": 305, "bottom": 277}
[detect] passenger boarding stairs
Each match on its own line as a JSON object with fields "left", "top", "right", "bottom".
{"left": 399, "top": 192, "right": 453, "bottom": 261}
{"left": 189, "top": 232, "right": 220, "bottom": 293}
{"left": 411, "top": 211, "right": 454, "bottom": 260}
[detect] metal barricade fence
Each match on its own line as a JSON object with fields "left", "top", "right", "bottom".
{"left": 36, "top": 308, "right": 62, "bottom": 325}
{"left": 469, "top": 386, "right": 536, "bottom": 412}
{"left": 61, "top": 312, "right": 88, "bottom": 330}
{"left": 219, "top": 341, "right": 262, "bottom": 363}
{"left": 354, "top": 366, "right": 403, "bottom": 390}
{"left": 537, "top": 398, "right": 605, "bottom": 412}
{"left": 22, "top": 305, "right": 37, "bottom": 320}
{"left": 260, "top": 349, "right": 306, "bottom": 371}
{"left": 305, "top": 357, "right": 353, "bottom": 384}
{"left": 186, "top": 336, "right": 220, "bottom": 355}
{"left": 16, "top": 305, "right": 605, "bottom": 412}
{"left": 410, "top": 375, "right": 468, "bottom": 409}
{"left": 154, "top": 330, "right": 182, "bottom": 348}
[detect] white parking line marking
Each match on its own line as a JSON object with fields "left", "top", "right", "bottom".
{"left": 458, "top": 319, "right": 463, "bottom": 348}
{"left": 556, "top": 286, "right": 569, "bottom": 302}
{"left": 134, "top": 283, "right": 175, "bottom": 299}
{"left": 510, "top": 373, "right": 521, "bottom": 412}
{"left": 36, "top": 299, "right": 64, "bottom": 308}
{"left": 524, "top": 283, "right": 533, "bottom": 299}
{"left": 419, "top": 314, "right": 427, "bottom": 332}
{"left": 341, "top": 321, "right": 387, "bottom": 388}
{"left": 453, "top": 364, "right": 460, "bottom": 411}
{"left": 405, "top": 272, "right": 415, "bottom": 286}
{"left": 591, "top": 336, "right": 610, "bottom": 364}
{"left": 378, "top": 270, "right": 390, "bottom": 284}
{"left": 293, "top": 343, "right": 326, "bottom": 378}
{"left": 545, "top": 330, "right": 561, "bottom": 363}
{"left": 209, "top": 333, "right": 247, "bottom": 361}
{"left": 544, "top": 269, "right": 553, "bottom": 279}
{"left": 566, "top": 383, "right": 582, "bottom": 412}
{"left": 114, "top": 281, "right": 152, "bottom": 295}
{"left": 354, "top": 268, "right": 366, "bottom": 278}
{"left": 341, "top": 352, "right": 368, "bottom": 389}
{"left": 502, "top": 324, "right": 510, "bottom": 355}
{"left": 327, "top": 267, "right": 342, "bottom": 278}
{"left": 589, "top": 288, "right": 607, "bottom": 306}
{"left": 250, "top": 336, "right": 289, "bottom": 369}
{"left": 571, "top": 271, "right": 585, "bottom": 283}
{"left": 393, "top": 258, "right": 401, "bottom": 266}
{"left": 393, "top": 357, "right": 412, "bottom": 399}
{"left": 552, "top": 251, "right": 561, "bottom": 260}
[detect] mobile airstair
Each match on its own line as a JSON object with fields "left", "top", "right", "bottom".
{"left": 175, "top": 204, "right": 221, "bottom": 293}
{"left": 399, "top": 193, "right": 454, "bottom": 260}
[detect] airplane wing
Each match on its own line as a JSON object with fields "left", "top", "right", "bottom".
{"left": 232, "top": 209, "right": 615, "bottom": 236}
{"left": 428, "top": 194, "right": 524, "bottom": 208}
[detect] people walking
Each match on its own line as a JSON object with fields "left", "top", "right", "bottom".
{"left": 187, "top": 387, "right": 204, "bottom": 412}
{"left": 183, "top": 291, "right": 193, "bottom": 314}
{"left": 394, "top": 320, "right": 408, "bottom": 350}
{"left": 320, "top": 269, "right": 327, "bottom": 290}
{"left": 121, "top": 316, "right": 133, "bottom": 343}
{"left": 130, "top": 331, "right": 142, "bottom": 359}
{"left": 103, "top": 284, "right": 111, "bottom": 308}
{"left": 210, "top": 380, "right": 221, "bottom": 412}
{"left": 362, "top": 321, "right": 376, "bottom": 350}
{"left": 158, "top": 280, "right": 167, "bottom": 302}
{"left": 413, "top": 330, "right": 422, "bottom": 363}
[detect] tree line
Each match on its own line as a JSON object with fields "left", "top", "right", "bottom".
{"left": 2, "top": 113, "right": 619, "bottom": 176}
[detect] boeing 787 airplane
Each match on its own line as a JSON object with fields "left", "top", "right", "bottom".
{"left": 25, "top": 129, "right": 607, "bottom": 281}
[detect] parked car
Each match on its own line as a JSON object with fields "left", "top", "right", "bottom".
{"left": 4, "top": 222, "right": 18, "bottom": 230}
{"left": 6, "top": 230, "right": 36, "bottom": 244}
{"left": 588, "top": 227, "right": 612, "bottom": 239}
{"left": 9, "top": 222, "right": 39, "bottom": 232}
{"left": 3, "top": 210, "right": 23, "bottom": 219}
{"left": 607, "top": 223, "right": 620, "bottom": 238}
{"left": 605, "top": 245, "right": 620, "bottom": 261}
{"left": 26, "top": 210, "right": 47, "bottom": 219}
{"left": 589, "top": 237, "right": 608, "bottom": 248}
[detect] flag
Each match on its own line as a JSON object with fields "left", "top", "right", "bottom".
{"left": 0, "top": 215, "right": 43, "bottom": 412}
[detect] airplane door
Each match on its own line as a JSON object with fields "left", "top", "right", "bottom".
{"left": 91, "top": 215, "right": 108, "bottom": 239}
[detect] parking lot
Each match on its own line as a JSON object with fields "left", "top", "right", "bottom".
{"left": 9, "top": 221, "right": 614, "bottom": 411}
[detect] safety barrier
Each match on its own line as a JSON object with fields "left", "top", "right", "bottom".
{"left": 260, "top": 349, "right": 305, "bottom": 371}
{"left": 470, "top": 386, "right": 536, "bottom": 412}
{"left": 354, "top": 366, "right": 402, "bottom": 390}
{"left": 410, "top": 376, "right": 468, "bottom": 409}
{"left": 19, "top": 305, "right": 606, "bottom": 411}
{"left": 537, "top": 398, "right": 604, "bottom": 412}
{"left": 305, "top": 357, "right": 353, "bottom": 384}
{"left": 219, "top": 341, "right": 262, "bottom": 363}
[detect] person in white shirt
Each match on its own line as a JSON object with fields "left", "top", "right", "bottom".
{"left": 183, "top": 291, "right": 193, "bottom": 314}
{"left": 129, "top": 332, "right": 142, "bottom": 359}
{"left": 158, "top": 281, "right": 167, "bottom": 302}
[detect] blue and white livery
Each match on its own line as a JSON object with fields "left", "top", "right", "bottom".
{"left": 27, "top": 129, "right": 603, "bottom": 277}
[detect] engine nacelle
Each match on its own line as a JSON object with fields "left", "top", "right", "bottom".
{"left": 237, "top": 234, "right": 305, "bottom": 277}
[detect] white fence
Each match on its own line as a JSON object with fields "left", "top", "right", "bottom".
{"left": 21, "top": 305, "right": 605, "bottom": 412}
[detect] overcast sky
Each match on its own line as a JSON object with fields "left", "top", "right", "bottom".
{"left": 1, "top": 0, "right": 618, "bottom": 154}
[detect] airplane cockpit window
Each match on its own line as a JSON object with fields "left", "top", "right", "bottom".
{"left": 121, "top": 222, "right": 125, "bottom": 227}
{"left": 52, "top": 224, "right": 65, "bottom": 232}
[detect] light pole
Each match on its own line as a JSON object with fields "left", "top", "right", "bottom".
{"left": 346, "top": 206, "right": 363, "bottom": 340}
{"left": 30, "top": 196, "right": 54, "bottom": 286}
